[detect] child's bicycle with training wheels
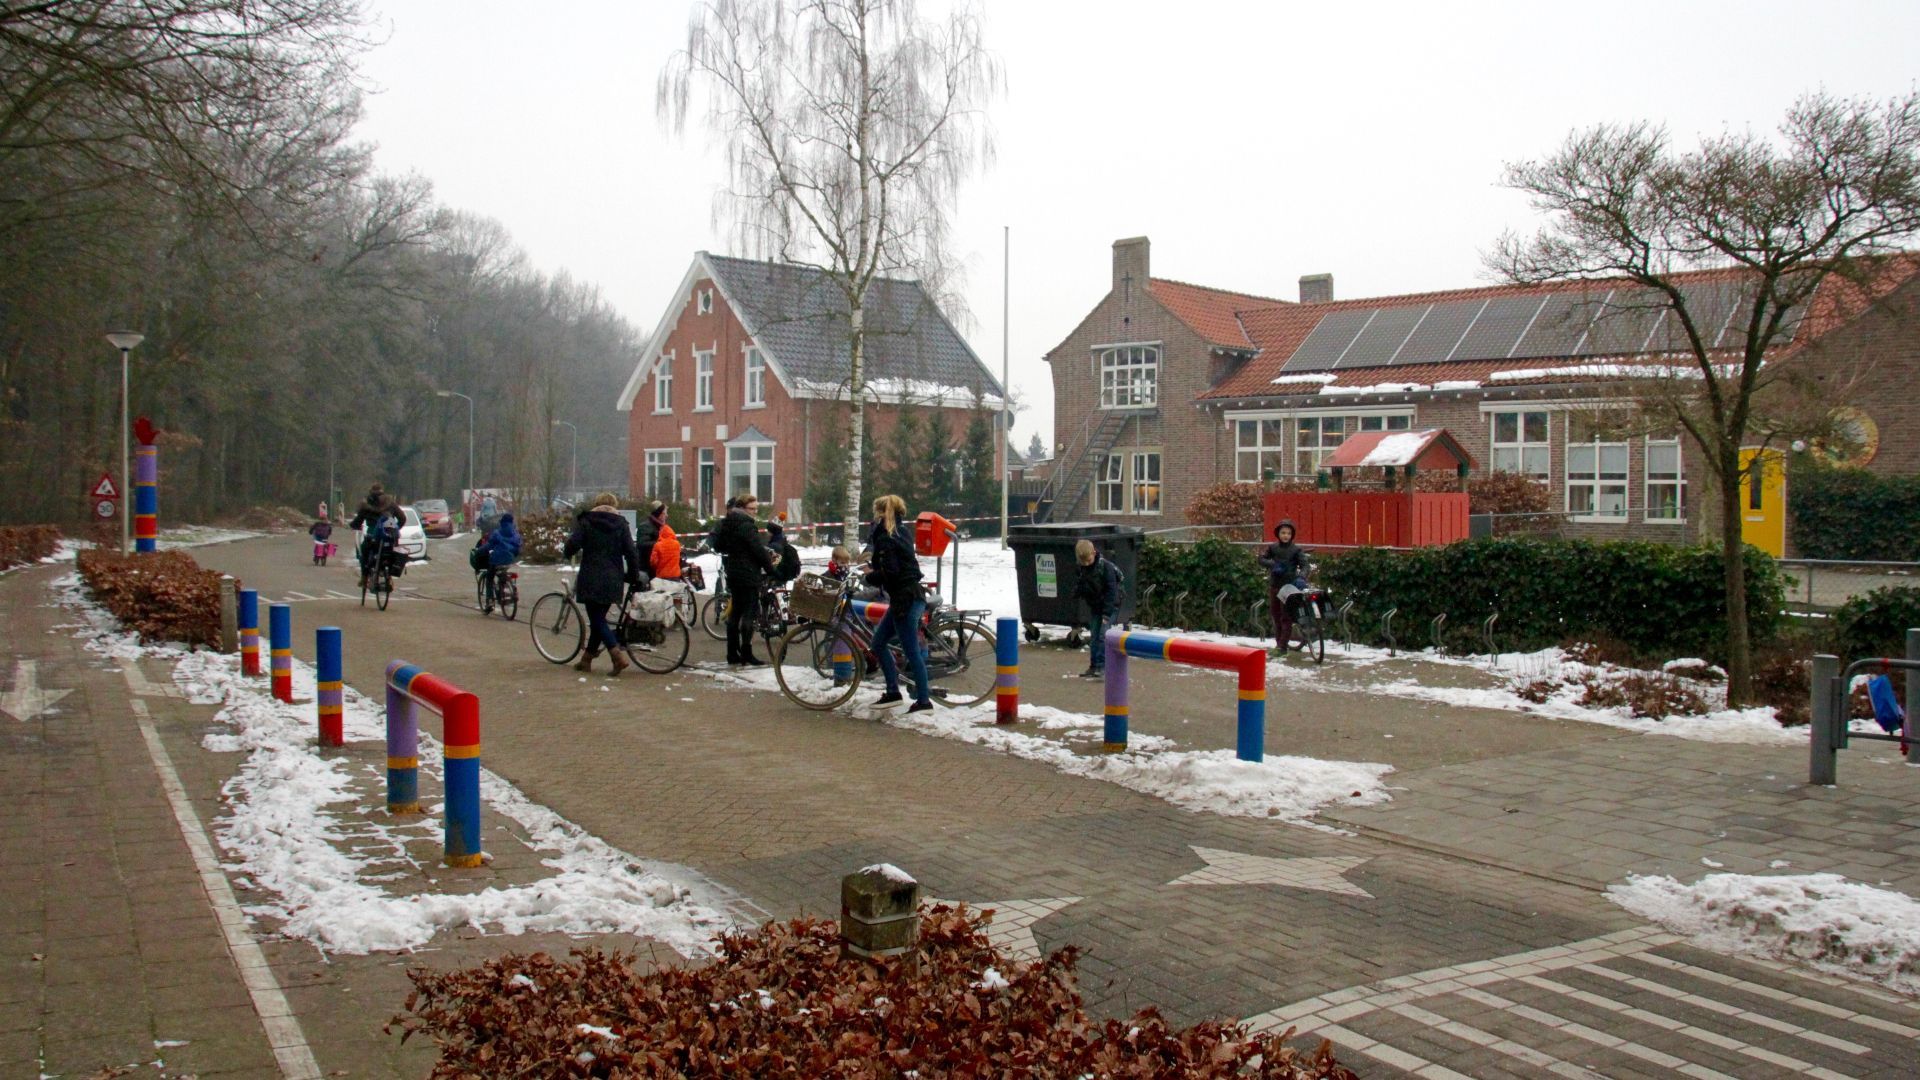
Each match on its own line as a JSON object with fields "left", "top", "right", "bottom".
{"left": 528, "top": 572, "right": 692, "bottom": 674}
{"left": 771, "top": 572, "right": 996, "bottom": 711}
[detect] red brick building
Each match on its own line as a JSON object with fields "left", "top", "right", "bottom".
{"left": 1044, "top": 237, "right": 1920, "bottom": 550}
{"left": 617, "top": 253, "right": 1004, "bottom": 520}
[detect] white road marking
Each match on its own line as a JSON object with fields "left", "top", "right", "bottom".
{"left": 283, "top": 591, "right": 317, "bottom": 601}
{"left": 1625, "top": 952, "right": 1920, "bottom": 1038}
{"left": 1577, "top": 962, "right": 1872, "bottom": 1054}
{"left": 125, "top": 687, "right": 323, "bottom": 1079}
{"left": 1451, "top": 986, "right": 1737, "bottom": 1079}
{"left": 1315, "top": 1022, "right": 1476, "bottom": 1079}
{"left": 1386, "top": 1001, "right": 1610, "bottom": 1079}
{"left": 923, "top": 896, "right": 1080, "bottom": 963}
{"left": 324, "top": 590, "right": 357, "bottom": 600}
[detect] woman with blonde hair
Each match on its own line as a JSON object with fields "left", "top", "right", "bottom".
{"left": 863, "top": 493, "right": 931, "bottom": 711}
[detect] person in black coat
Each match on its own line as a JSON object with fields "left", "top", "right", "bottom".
{"left": 711, "top": 492, "right": 775, "bottom": 665}
{"left": 863, "top": 494, "right": 931, "bottom": 711}
{"left": 1259, "top": 519, "right": 1312, "bottom": 651}
{"left": 347, "top": 484, "right": 400, "bottom": 588}
{"left": 634, "top": 500, "right": 666, "bottom": 569}
{"left": 1072, "top": 539, "right": 1124, "bottom": 677}
{"left": 564, "top": 492, "right": 639, "bottom": 675}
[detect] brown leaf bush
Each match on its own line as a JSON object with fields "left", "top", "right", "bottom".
{"left": 77, "top": 549, "right": 223, "bottom": 646}
{"left": 1575, "top": 671, "right": 1709, "bottom": 719}
{"left": 389, "top": 908, "right": 1356, "bottom": 1079}
{"left": 1185, "top": 481, "right": 1317, "bottom": 542}
{"left": 0, "top": 524, "right": 62, "bottom": 570}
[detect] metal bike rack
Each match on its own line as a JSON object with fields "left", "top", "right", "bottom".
{"left": 1212, "top": 591, "right": 1232, "bottom": 634}
{"left": 1337, "top": 600, "right": 1355, "bottom": 652}
{"left": 1483, "top": 611, "right": 1500, "bottom": 667}
{"left": 1809, "top": 627, "right": 1920, "bottom": 784}
{"left": 1382, "top": 607, "right": 1398, "bottom": 657}
{"left": 1140, "top": 583, "right": 1158, "bottom": 623}
{"left": 1249, "top": 599, "right": 1268, "bottom": 638}
{"left": 1171, "top": 591, "right": 1190, "bottom": 629}
{"left": 1430, "top": 612, "right": 1448, "bottom": 654}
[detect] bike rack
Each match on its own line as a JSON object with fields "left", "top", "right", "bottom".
{"left": 1483, "top": 611, "right": 1500, "bottom": 667}
{"left": 1248, "top": 598, "right": 1268, "bottom": 639}
{"left": 1140, "top": 583, "right": 1158, "bottom": 624}
{"left": 1104, "top": 628, "right": 1266, "bottom": 762}
{"left": 1336, "top": 600, "right": 1355, "bottom": 652}
{"left": 1212, "top": 590, "right": 1231, "bottom": 634}
{"left": 1171, "top": 591, "right": 1189, "bottom": 630}
{"left": 1381, "top": 607, "right": 1398, "bottom": 656}
{"left": 1430, "top": 612, "right": 1448, "bottom": 654}
{"left": 1809, "top": 628, "right": 1920, "bottom": 784}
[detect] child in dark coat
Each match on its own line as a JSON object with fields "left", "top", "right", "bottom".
{"left": 1073, "top": 539, "right": 1124, "bottom": 677}
{"left": 1259, "top": 519, "right": 1312, "bottom": 651}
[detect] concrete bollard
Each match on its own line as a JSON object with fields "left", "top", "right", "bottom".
{"left": 841, "top": 864, "right": 920, "bottom": 959}
{"left": 219, "top": 576, "right": 238, "bottom": 654}
{"left": 316, "top": 627, "right": 343, "bottom": 747}
{"left": 269, "top": 603, "right": 292, "bottom": 703}
{"left": 995, "top": 616, "right": 1019, "bottom": 724}
{"left": 1809, "top": 653, "right": 1838, "bottom": 786}
{"left": 239, "top": 589, "right": 260, "bottom": 676}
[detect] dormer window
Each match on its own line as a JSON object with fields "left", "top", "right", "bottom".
{"left": 697, "top": 288, "right": 713, "bottom": 315}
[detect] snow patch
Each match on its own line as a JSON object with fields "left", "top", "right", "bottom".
{"left": 1270, "top": 373, "right": 1337, "bottom": 386}
{"left": 1356, "top": 431, "right": 1433, "bottom": 466}
{"left": 861, "top": 862, "right": 917, "bottom": 885}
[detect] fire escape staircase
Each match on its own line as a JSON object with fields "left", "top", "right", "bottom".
{"left": 1037, "top": 410, "right": 1132, "bottom": 522}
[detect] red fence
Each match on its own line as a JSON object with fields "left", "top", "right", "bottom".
{"left": 1263, "top": 491, "right": 1469, "bottom": 548}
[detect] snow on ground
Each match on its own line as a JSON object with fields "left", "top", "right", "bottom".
{"left": 1610, "top": 872, "right": 1920, "bottom": 995}
{"left": 1366, "top": 673, "right": 1806, "bottom": 746}
{"left": 789, "top": 537, "right": 1021, "bottom": 621}
{"left": 157, "top": 525, "right": 263, "bottom": 549}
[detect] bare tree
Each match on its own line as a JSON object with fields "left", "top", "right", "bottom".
{"left": 1491, "top": 90, "right": 1920, "bottom": 703}
{"left": 659, "top": 0, "right": 998, "bottom": 528}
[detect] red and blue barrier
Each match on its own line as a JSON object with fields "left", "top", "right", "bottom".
{"left": 269, "top": 603, "right": 292, "bottom": 703}
{"left": 1104, "top": 628, "right": 1267, "bottom": 762}
{"left": 995, "top": 615, "right": 1019, "bottom": 723}
{"left": 133, "top": 439, "right": 158, "bottom": 553}
{"left": 385, "top": 660, "right": 484, "bottom": 867}
{"left": 239, "top": 589, "right": 261, "bottom": 677}
{"left": 316, "top": 627, "right": 343, "bottom": 747}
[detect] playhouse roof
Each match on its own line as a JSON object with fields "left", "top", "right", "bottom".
{"left": 1321, "top": 429, "right": 1474, "bottom": 470}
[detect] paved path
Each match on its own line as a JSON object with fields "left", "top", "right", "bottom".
{"left": 5, "top": 532, "right": 1916, "bottom": 1077}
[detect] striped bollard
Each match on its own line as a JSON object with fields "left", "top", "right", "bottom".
{"left": 269, "top": 603, "right": 292, "bottom": 703}
{"left": 133, "top": 440, "right": 158, "bottom": 553}
{"left": 995, "top": 616, "right": 1019, "bottom": 724}
{"left": 316, "top": 627, "right": 343, "bottom": 747}
{"left": 238, "top": 589, "right": 261, "bottom": 676}
{"left": 385, "top": 676, "right": 421, "bottom": 815}
{"left": 1104, "top": 632, "right": 1128, "bottom": 751}
{"left": 386, "top": 661, "right": 483, "bottom": 867}
{"left": 1103, "top": 628, "right": 1267, "bottom": 762}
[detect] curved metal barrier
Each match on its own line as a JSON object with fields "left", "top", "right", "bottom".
{"left": 1103, "top": 628, "right": 1266, "bottom": 762}
{"left": 385, "top": 660, "right": 485, "bottom": 868}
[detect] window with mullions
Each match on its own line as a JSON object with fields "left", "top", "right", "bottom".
{"left": 1235, "top": 419, "right": 1288, "bottom": 481}
{"left": 1095, "top": 453, "right": 1125, "bottom": 512}
{"left": 1131, "top": 452, "right": 1162, "bottom": 514}
{"left": 745, "top": 347, "right": 766, "bottom": 407}
{"left": 694, "top": 351, "right": 714, "bottom": 410}
{"left": 1646, "top": 437, "right": 1685, "bottom": 522}
{"left": 1490, "top": 410, "right": 1549, "bottom": 480}
{"left": 1098, "top": 345, "right": 1159, "bottom": 408}
{"left": 1567, "top": 425, "right": 1629, "bottom": 518}
{"left": 1295, "top": 416, "right": 1345, "bottom": 474}
{"left": 644, "top": 450, "right": 682, "bottom": 503}
{"left": 1358, "top": 414, "right": 1413, "bottom": 432}
{"left": 726, "top": 443, "right": 774, "bottom": 504}
{"left": 653, "top": 354, "right": 673, "bottom": 413}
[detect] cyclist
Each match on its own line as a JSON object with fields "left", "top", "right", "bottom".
{"left": 348, "top": 484, "right": 401, "bottom": 590}
{"left": 863, "top": 493, "right": 932, "bottom": 712}
{"left": 475, "top": 511, "right": 521, "bottom": 608}
{"left": 563, "top": 493, "right": 639, "bottom": 676}
{"left": 1259, "top": 519, "right": 1313, "bottom": 652}
{"left": 712, "top": 492, "right": 775, "bottom": 666}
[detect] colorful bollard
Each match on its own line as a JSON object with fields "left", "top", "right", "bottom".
{"left": 1103, "top": 628, "right": 1267, "bottom": 762}
{"left": 385, "top": 677, "right": 420, "bottom": 815}
{"left": 269, "top": 603, "right": 292, "bottom": 703}
{"left": 995, "top": 616, "right": 1020, "bottom": 723}
{"left": 386, "top": 660, "right": 484, "bottom": 867}
{"left": 238, "top": 589, "right": 260, "bottom": 677}
{"left": 133, "top": 439, "right": 158, "bottom": 553}
{"left": 316, "top": 626, "right": 343, "bottom": 747}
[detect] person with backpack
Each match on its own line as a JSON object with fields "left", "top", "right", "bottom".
{"left": 1259, "top": 519, "right": 1313, "bottom": 652}
{"left": 863, "top": 494, "right": 932, "bottom": 711}
{"left": 1072, "top": 539, "right": 1124, "bottom": 678}
{"left": 766, "top": 519, "right": 802, "bottom": 585}
{"left": 348, "top": 484, "right": 401, "bottom": 589}
{"left": 711, "top": 492, "right": 775, "bottom": 666}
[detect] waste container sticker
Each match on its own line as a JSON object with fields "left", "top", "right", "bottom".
{"left": 1036, "top": 553, "right": 1057, "bottom": 598}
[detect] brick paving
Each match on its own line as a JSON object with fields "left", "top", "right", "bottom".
{"left": 4, "top": 534, "right": 1916, "bottom": 1077}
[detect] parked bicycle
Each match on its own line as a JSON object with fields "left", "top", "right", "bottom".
{"left": 697, "top": 559, "right": 728, "bottom": 640}
{"left": 772, "top": 572, "right": 995, "bottom": 711}
{"left": 529, "top": 572, "right": 692, "bottom": 674}
{"left": 477, "top": 563, "right": 519, "bottom": 620}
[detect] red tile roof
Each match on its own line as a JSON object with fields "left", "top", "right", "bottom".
{"left": 1144, "top": 278, "right": 1290, "bottom": 350}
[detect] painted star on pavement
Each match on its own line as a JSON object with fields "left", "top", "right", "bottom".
{"left": 925, "top": 896, "right": 1082, "bottom": 962}
{"left": 1166, "top": 846, "right": 1374, "bottom": 898}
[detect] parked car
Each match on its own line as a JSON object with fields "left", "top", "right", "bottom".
{"left": 396, "top": 506, "right": 428, "bottom": 561}
{"left": 415, "top": 498, "right": 454, "bottom": 538}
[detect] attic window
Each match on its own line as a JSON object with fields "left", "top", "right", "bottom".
{"left": 697, "top": 289, "right": 713, "bottom": 315}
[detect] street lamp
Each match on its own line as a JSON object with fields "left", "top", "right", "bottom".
{"left": 436, "top": 389, "right": 474, "bottom": 506}
{"left": 105, "top": 331, "right": 144, "bottom": 554}
{"left": 551, "top": 420, "right": 578, "bottom": 493}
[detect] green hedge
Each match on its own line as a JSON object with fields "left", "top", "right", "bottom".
{"left": 1829, "top": 586, "right": 1920, "bottom": 660}
{"left": 1789, "top": 462, "right": 1920, "bottom": 561}
{"left": 1134, "top": 536, "right": 1785, "bottom": 661}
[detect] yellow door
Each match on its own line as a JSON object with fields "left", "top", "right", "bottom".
{"left": 1738, "top": 448, "right": 1786, "bottom": 557}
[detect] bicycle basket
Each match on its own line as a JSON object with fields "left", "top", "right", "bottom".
{"left": 790, "top": 573, "right": 841, "bottom": 622}
{"left": 621, "top": 619, "right": 666, "bottom": 646}
{"left": 629, "top": 590, "right": 676, "bottom": 626}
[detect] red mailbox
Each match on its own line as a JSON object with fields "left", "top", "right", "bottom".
{"left": 914, "top": 511, "right": 956, "bottom": 556}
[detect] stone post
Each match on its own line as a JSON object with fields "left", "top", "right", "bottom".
{"left": 840, "top": 864, "right": 920, "bottom": 960}
{"left": 219, "top": 576, "right": 238, "bottom": 654}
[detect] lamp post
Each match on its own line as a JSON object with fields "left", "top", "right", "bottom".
{"left": 436, "top": 389, "right": 474, "bottom": 507}
{"left": 551, "top": 420, "right": 578, "bottom": 495}
{"left": 105, "top": 331, "right": 144, "bottom": 554}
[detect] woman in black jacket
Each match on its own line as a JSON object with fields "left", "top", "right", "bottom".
{"left": 711, "top": 492, "right": 774, "bottom": 665}
{"left": 863, "top": 494, "right": 931, "bottom": 711}
{"left": 563, "top": 492, "right": 639, "bottom": 675}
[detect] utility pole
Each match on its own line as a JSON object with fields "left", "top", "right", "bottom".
{"left": 999, "top": 225, "right": 1010, "bottom": 549}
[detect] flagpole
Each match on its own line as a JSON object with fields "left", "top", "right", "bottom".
{"left": 999, "top": 224, "right": 1010, "bottom": 550}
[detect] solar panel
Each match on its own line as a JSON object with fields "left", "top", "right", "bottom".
{"left": 1333, "top": 305, "right": 1428, "bottom": 369}
{"left": 1451, "top": 295, "right": 1546, "bottom": 362}
{"left": 1580, "top": 294, "right": 1667, "bottom": 355}
{"left": 1394, "top": 299, "right": 1485, "bottom": 365}
{"left": 1512, "top": 293, "right": 1592, "bottom": 359}
{"left": 1645, "top": 279, "right": 1739, "bottom": 352}
{"left": 1280, "top": 308, "right": 1375, "bottom": 372}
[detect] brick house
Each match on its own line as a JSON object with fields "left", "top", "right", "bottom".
{"left": 1044, "top": 236, "right": 1920, "bottom": 549}
{"left": 617, "top": 253, "right": 1004, "bottom": 520}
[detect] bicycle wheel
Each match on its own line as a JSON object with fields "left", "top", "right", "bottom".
{"left": 477, "top": 572, "right": 491, "bottom": 614}
{"left": 375, "top": 565, "right": 392, "bottom": 610}
{"left": 621, "top": 615, "right": 690, "bottom": 674}
{"left": 530, "top": 592, "right": 585, "bottom": 664}
{"left": 699, "top": 591, "right": 728, "bottom": 640}
{"left": 499, "top": 576, "right": 518, "bottom": 621}
{"left": 926, "top": 618, "right": 996, "bottom": 708}
{"left": 775, "top": 623, "right": 864, "bottom": 710}
{"left": 1300, "top": 602, "right": 1326, "bottom": 665}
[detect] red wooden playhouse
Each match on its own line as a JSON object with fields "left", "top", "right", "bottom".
{"left": 1262, "top": 429, "right": 1474, "bottom": 548}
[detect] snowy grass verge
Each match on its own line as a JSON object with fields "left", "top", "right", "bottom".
{"left": 157, "top": 525, "right": 263, "bottom": 549}
{"left": 1610, "top": 872, "right": 1920, "bottom": 995}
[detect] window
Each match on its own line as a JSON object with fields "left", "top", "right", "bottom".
{"left": 1295, "top": 416, "right": 1346, "bottom": 474}
{"left": 1098, "top": 345, "right": 1159, "bottom": 409}
{"left": 1490, "top": 410, "right": 1549, "bottom": 480}
{"left": 745, "top": 347, "right": 766, "bottom": 407}
{"left": 653, "top": 353, "right": 673, "bottom": 413}
{"left": 694, "top": 351, "right": 714, "bottom": 410}
{"left": 1359, "top": 414, "right": 1413, "bottom": 432}
{"left": 1095, "top": 453, "right": 1125, "bottom": 513}
{"left": 1646, "top": 437, "right": 1685, "bottom": 522}
{"left": 1567, "top": 428, "right": 1629, "bottom": 519}
{"left": 1235, "top": 419, "right": 1288, "bottom": 481}
{"left": 727, "top": 443, "right": 774, "bottom": 505}
{"left": 644, "top": 450, "right": 682, "bottom": 503}
{"left": 697, "top": 288, "right": 713, "bottom": 314}
{"left": 1131, "top": 452, "right": 1162, "bottom": 514}
{"left": 697, "top": 448, "right": 715, "bottom": 515}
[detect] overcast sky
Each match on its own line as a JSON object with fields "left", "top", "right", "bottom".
{"left": 352, "top": 0, "right": 1920, "bottom": 448}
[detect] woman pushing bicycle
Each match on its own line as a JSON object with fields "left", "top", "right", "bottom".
{"left": 563, "top": 492, "right": 640, "bottom": 676}
{"left": 863, "top": 494, "right": 933, "bottom": 712}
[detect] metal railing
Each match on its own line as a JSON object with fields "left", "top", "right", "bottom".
{"left": 1780, "top": 558, "right": 1920, "bottom": 615}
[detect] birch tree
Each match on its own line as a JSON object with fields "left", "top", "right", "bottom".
{"left": 659, "top": 0, "right": 998, "bottom": 528}
{"left": 1491, "top": 90, "right": 1920, "bottom": 703}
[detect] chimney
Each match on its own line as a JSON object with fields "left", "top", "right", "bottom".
{"left": 1299, "top": 273, "right": 1334, "bottom": 304}
{"left": 1113, "top": 236, "right": 1150, "bottom": 295}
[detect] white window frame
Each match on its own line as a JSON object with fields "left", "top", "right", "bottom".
{"left": 1096, "top": 343, "right": 1160, "bottom": 409}
{"left": 644, "top": 449, "right": 682, "bottom": 503}
{"left": 1131, "top": 450, "right": 1162, "bottom": 515}
{"left": 1234, "top": 418, "right": 1289, "bottom": 482}
{"left": 652, "top": 352, "right": 674, "bottom": 414}
{"left": 744, "top": 346, "right": 767, "bottom": 408}
{"left": 1094, "top": 453, "right": 1125, "bottom": 514}
{"left": 697, "top": 447, "right": 716, "bottom": 516}
{"left": 1295, "top": 415, "right": 1347, "bottom": 474}
{"left": 726, "top": 441, "right": 775, "bottom": 505}
{"left": 694, "top": 350, "right": 714, "bottom": 411}
{"left": 697, "top": 288, "right": 713, "bottom": 314}
{"left": 1566, "top": 433, "right": 1630, "bottom": 521}
{"left": 1645, "top": 435, "right": 1686, "bottom": 523}
{"left": 1489, "top": 409, "right": 1550, "bottom": 481}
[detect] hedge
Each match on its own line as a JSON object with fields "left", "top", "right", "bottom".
{"left": 1134, "top": 536, "right": 1785, "bottom": 661}
{"left": 1789, "top": 462, "right": 1920, "bottom": 561}
{"left": 0, "top": 525, "right": 62, "bottom": 571}
{"left": 77, "top": 549, "right": 224, "bottom": 646}
{"left": 1829, "top": 586, "right": 1920, "bottom": 660}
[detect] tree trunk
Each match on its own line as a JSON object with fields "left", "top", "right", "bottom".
{"left": 842, "top": 302, "right": 866, "bottom": 537}
{"left": 1719, "top": 442, "right": 1753, "bottom": 705}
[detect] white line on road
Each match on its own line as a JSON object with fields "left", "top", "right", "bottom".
{"left": 125, "top": 679, "right": 323, "bottom": 1079}
{"left": 1384, "top": 1001, "right": 1610, "bottom": 1079}
{"left": 284, "top": 591, "right": 317, "bottom": 601}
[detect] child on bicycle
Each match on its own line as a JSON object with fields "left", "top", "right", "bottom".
{"left": 308, "top": 516, "right": 333, "bottom": 566}
{"left": 1073, "top": 539, "right": 1123, "bottom": 678}
{"left": 1259, "top": 519, "right": 1313, "bottom": 652}
{"left": 475, "top": 512, "right": 521, "bottom": 603}
{"left": 825, "top": 545, "right": 853, "bottom": 581}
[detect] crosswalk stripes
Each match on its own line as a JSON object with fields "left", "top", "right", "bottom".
{"left": 1246, "top": 926, "right": 1908, "bottom": 1078}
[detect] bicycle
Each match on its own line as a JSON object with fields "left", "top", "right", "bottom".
{"left": 529, "top": 574, "right": 692, "bottom": 674}
{"left": 698, "top": 559, "right": 728, "bottom": 640}
{"left": 477, "top": 563, "right": 519, "bottom": 620}
{"left": 359, "top": 530, "right": 398, "bottom": 610}
{"left": 772, "top": 573, "right": 996, "bottom": 711}
{"left": 1276, "top": 577, "right": 1328, "bottom": 664}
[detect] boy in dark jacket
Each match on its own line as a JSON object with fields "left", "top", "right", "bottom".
{"left": 711, "top": 494, "right": 775, "bottom": 665}
{"left": 1073, "top": 539, "right": 1123, "bottom": 677}
{"left": 766, "top": 520, "right": 802, "bottom": 585}
{"left": 1259, "top": 519, "right": 1312, "bottom": 651}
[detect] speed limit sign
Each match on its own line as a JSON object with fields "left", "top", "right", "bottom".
{"left": 95, "top": 499, "right": 115, "bottom": 519}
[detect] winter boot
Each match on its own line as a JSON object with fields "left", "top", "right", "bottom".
{"left": 608, "top": 650, "right": 630, "bottom": 677}
{"left": 574, "top": 650, "right": 595, "bottom": 674}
